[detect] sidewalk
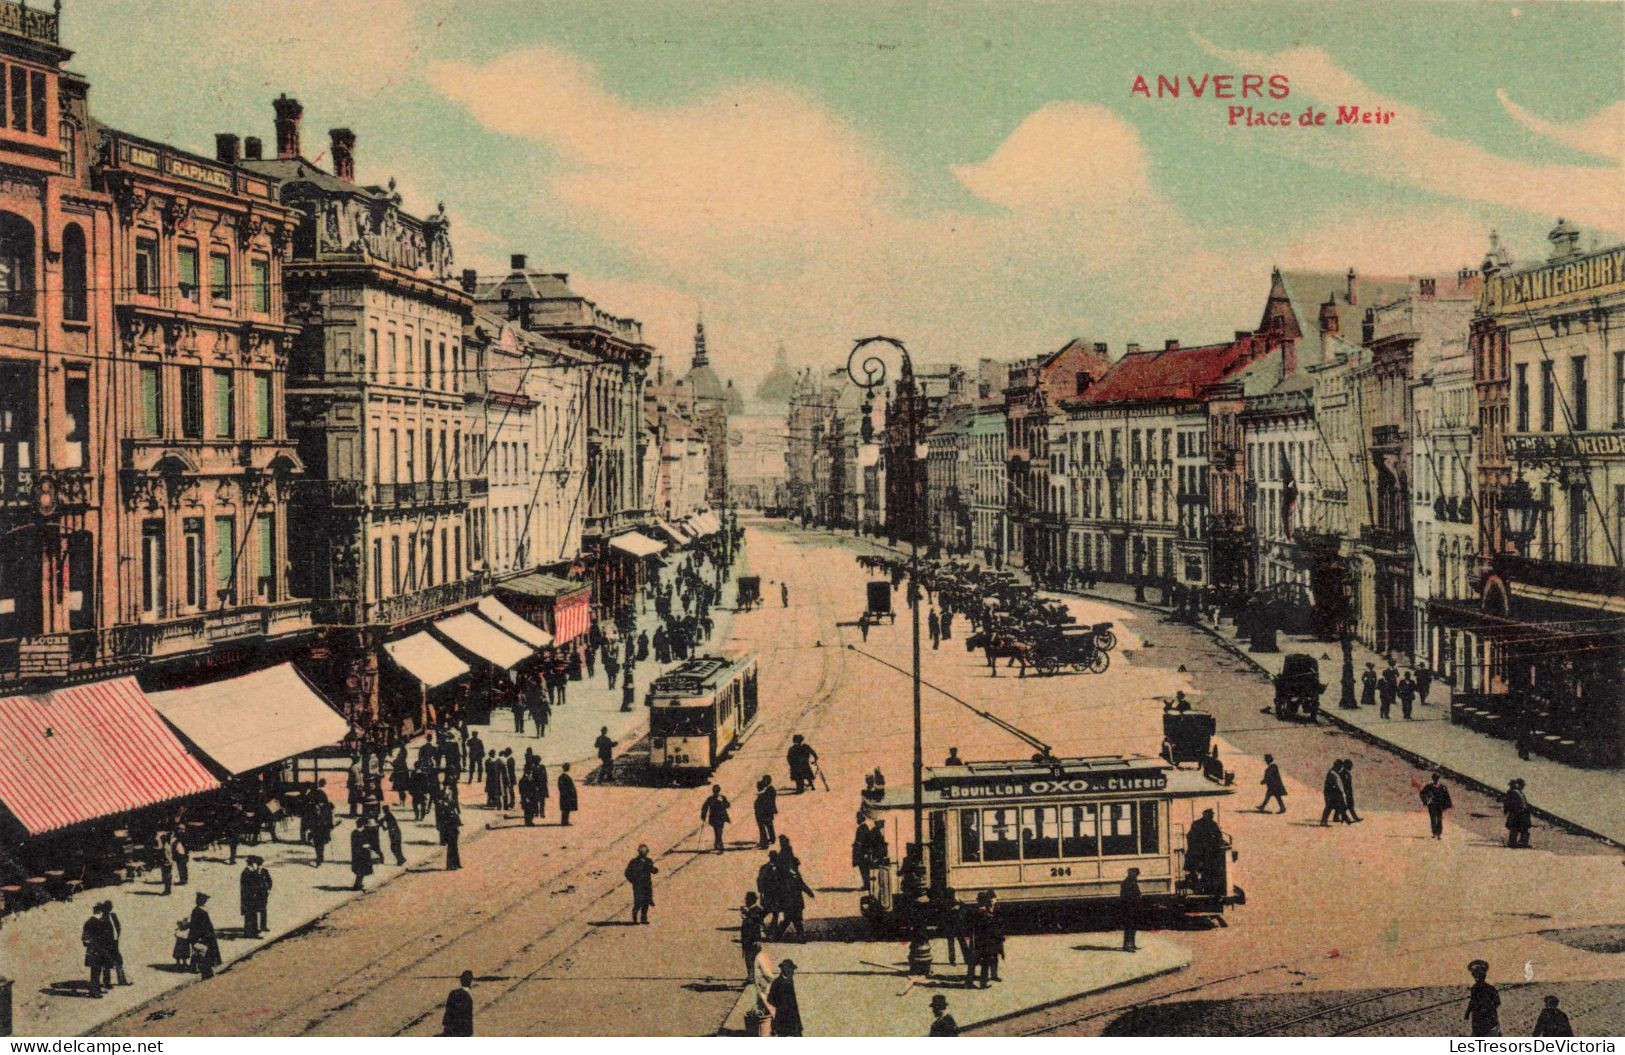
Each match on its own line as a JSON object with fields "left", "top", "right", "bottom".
{"left": 0, "top": 545, "right": 748, "bottom": 1038}
{"left": 721, "top": 933, "right": 1188, "bottom": 1037}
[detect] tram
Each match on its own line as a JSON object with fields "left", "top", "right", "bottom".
{"left": 861, "top": 753, "right": 1243, "bottom": 927}
{"left": 645, "top": 653, "right": 760, "bottom": 782}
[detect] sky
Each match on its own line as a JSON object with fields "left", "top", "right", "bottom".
{"left": 64, "top": 0, "right": 1625, "bottom": 395}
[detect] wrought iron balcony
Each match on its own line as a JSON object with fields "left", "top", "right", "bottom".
{"left": 0, "top": 0, "right": 57, "bottom": 44}
{"left": 0, "top": 468, "right": 93, "bottom": 513}
{"left": 1360, "top": 523, "right": 1412, "bottom": 553}
{"left": 1497, "top": 554, "right": 1625, "bottom": 599}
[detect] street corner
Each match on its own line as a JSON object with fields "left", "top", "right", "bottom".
{"left": 721, "top": 933, "right": 1189, "bottom": 1037}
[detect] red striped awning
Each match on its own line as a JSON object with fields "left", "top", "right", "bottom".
{"left": 0, "top": 676, "right": 221, "bottom": 836}
{"left": 555, "top": 588, "right": 591, "bottom": 646}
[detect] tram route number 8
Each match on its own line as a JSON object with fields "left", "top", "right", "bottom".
{"left": 1048, "top": 866, "right": 1073, "bottom": 878}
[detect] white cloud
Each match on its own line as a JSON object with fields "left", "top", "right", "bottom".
{"left": 1497, "top": 91, "right": 1625, "bottom": 164}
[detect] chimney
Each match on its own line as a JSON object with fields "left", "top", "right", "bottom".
{"left": 243, "top": 136, "right": 263, "bottom": 160}
{"left": 329, "top": 128, "right": 355, "bottom": 182}
{"left": 214, "top": 133, "right": 240, "bottom": 165}
{"left": 273, "top": 94, "right": 303, "bottom": 160}
{"left": 1362, "top": 308, "right": 1375, "bottom": 345}
{"left": 510, "top": 253, "right": 527, "bottom": 271}
{"left": 1164, "top": 339, "right": 1179, "bottom": 352}
{"left": 1235, "top": 330, "right": 1251, "bottom": 341}
{"left": 1345, "top": 267, "right": 1357, "bottom": 304}
{"left": 1126, "top": 343, "right": 1141, "bottom": 356}
{"left": 460, "top": 268, "right": 477, "bottom": 294}
{"left": 1093, "top": 342, "right": 1107, "bottom": 356}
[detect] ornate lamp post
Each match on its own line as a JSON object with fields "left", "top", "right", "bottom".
{"left": 848, "top": 336, "right": 932, "bottom": 976}
{"left": 1498, "top": 475, "right": 1544, "bottom": 553}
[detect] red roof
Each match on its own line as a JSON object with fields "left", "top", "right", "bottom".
{"left": 1076, "top": 338, "right": 1262, "bottom": 405}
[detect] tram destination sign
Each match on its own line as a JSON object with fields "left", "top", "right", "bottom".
{"left": 938, "top": 770, "right": 1168, "bottom": 800}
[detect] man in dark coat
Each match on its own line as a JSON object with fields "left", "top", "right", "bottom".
{"left": 1533, "top": 995, "right": 1574, "bottom": 1037}
{"left": 739, "top": 891, "right": 766, "bottom": 983}
{"left": 757, "top": 851, "right": 784, "bottom": 934}
{"left": 928, "top": 609, "right": 941, "bottom": 649}
{"left": 238, "top": 856, "right": 272, "bottom": 937}
{"left": 624, "top": 844, "right": 658, "bottom": 924}
{"left": 595, "top": 727, "right": 618, "bottom": 783}
{"left": 380, "top": 805, "right": 405, "bottom": 865}
{"left": 441, "top": 795, "right": 463, "bottom": 870}
{"left": 1420, "top": 772, "right": 1453, "bottom": 838}
{"left": 519, "top": 766, "right": 540, "bottom": 826}
{"left": 1398, "top": 671, "right": 1417, "bottom": 719}
{"left": 442, "top": 970, "right": 475, "bottom": 1036}
{"left": 81, "top": 903, "right": 116, "bottom": 997}
{"left": 1466, "top": 959, "right": 1501, "bottom": 1036}
{"left": 768, "top": 959, "right": 803, "bottom": 1036}
{"left": 605, "top": 650, "right": 620, "bottom": 689}
{"left": 969, "top": 893, "right": 1004, "bottom": 988}
{"left": 1504, "top": 779, "right": 1532, "bottom": 848}
{"left": 1320, "top": 762, "right": 1347, "bottom": 826}
{"left": 502, "top": 749, "right": 518, "bottom": 810}
{"left": 753, "top": 776, "right": 778, "bottom": 848}
{"left": 928, "top": 994, "right": 958, "bottom": 1036}
{"left": 787, "top": 735, "right": 818, "bottom": 793}
{"left": 187, "top": 892, "right": 222, "bottom": 979}
{"left": 1338, "top": 759, "right": 1363, "bottom": 822}
{"left": 1258, "top": 753, "right": 1287, "bottom": 813}
{"left": 309, "top": 787, "right": 335, "bottom": 866}
{"left": 1378, "top": 665, "right": 1398, "bottom": 718}
{"left": 557, "top": 764, "right": 578, "bottom": 826}
{"left": 1416, "top": 665, "right": 1434, "bottom": 706}
{"left": 484, "top": 750, "right": 503, "bottom": 809}
{"left": 776, "top": 855, "right": 815, "bottom": 940}
{"left": 1185, "top": 809, "right": 1225, "bottom": 892}
{"left": 467, "top": 732, "right": 485, "bottom": 782}
{"left": 701, "top": 785, "right": 732, "bottom": 852}
{"left": 1120, "top": 868, "right": 1143, "bottom": 951}
{"left": 350, "top": 825, "right": 374, "bottom": 890}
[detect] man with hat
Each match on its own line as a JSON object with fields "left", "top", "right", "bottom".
{"left": 80, "top": 901, "right": 116, "bottom": 997}
{"left": 767, "top": 958, "right": 803, "bottom": 1036}
{"left": 928, "top": 994, "right": 959, "bottom": 1037}
{"left": 239, "top": 855, "right": 273, "bottom": 938}
{"left": 969, "top": 891, "right": 1004, "bottom": 988}
{"left": 1119, "top": 867, "right": 1143, "bottom": 952}
{"left": 1465, "top": 959, "right": 1501, "bottom": 1036}
{"left": 442, "top": 969, "right": 475, "bottom": 1036}
{"left": 1504, "top": 779, "right": 1532, "bottom": 848}
{"left": 187, "top": 892, "right": 222, "bottom": 979}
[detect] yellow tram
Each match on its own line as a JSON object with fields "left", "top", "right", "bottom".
{"left": 862, "top": 754, "right": 1243, "bottom": 924}
{"left": 646, "top": 653, "right": 760, "bottom": 781}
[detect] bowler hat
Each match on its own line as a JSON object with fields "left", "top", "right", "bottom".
{"left": 779, "top": 958, "right": 797, "bottom": 971}
{"left": 930, "top": 995, "right": 949, "bottom": 1010}
{"left": 1468, "top": 959, "right": 1490, "bottom": 973}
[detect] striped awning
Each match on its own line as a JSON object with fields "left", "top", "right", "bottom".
{"left": 148, "top": 664, "right": 351, "bottom": 776}
{"left": 0, "top": 677, "right": 220, "bottom": 836}
{"left": 384, "top": 631, "right": 471, "bottom": 689}
{"left": 554, "top": 589, "right": 591, "bottom": 646}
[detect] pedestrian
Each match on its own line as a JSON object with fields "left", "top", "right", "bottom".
{"left": 81, "top": 902, "right": 115, "bottom": 997}
{"left": 468, "top": 732, "right": 485, "bottom": 782}
{"left": 595, "top": 727, "right": 618, "bottom": 783}
{"left": 519, "top": 765, "right": 539, "bottom": 826}
{"left": 1465, "top": 959, "right": 1501, "bottom": 1037}
{"left": 1258, "top": 754, "right": 1287, "bottom": 813}
{"left": 310, "top": 787, "right": 335, "bottom": 866}
{"left": 768, "top": 959, "right": 803, "bottom": 1037}
{"left": 1420, "top": 772, "right": 1453, "bottom": 839}
{"left": 701, "top": 784, "right": 732, "bottom": 852}
{"left": 1320, "top": 762, "right": 1347, "bottom": 826}
{"left": 172, "top": 829, "right": 191, "bottom": 886}
{"left": 187, "top": 892, "right": 222, "bottom": 979}
{"left": 1338, "top": 759, "right": 1362, "bottom": 823}
{"left": 441, "top": 794, "right": 464, "bottom": 870}
{"left": 503, "top": 749, "right": 518, "bottom": 810}
{"left": 484, "top": 750, "right": 502, "bottom": 808}
{"left": 1378, "top": 664, "right": 1397, "bottom": 719}
{"left": 442, "top": 970, "right": 475, "bottom": 1037}
{"left": 105, "top": 901, "right": 130, "bottom": 986}
{"left": 532, "top": 761, "right": 549, "bottom": 820}
{"left": 754, "top": 775, "right": 778, "bottom": 848}
{"left": 156, "top": 830, "right": 176, "bottom": 894}
{"left": 381, "top": 805, "right": 405, "bottom": 865}
{"left": 584, "top": 644, "right": 596, "bottom": 679}
{"left": 928, "top": 994, "right": 959, "bottom": 1037}
{"left": 857, "top": 612, "right": 870, "bottom": 641}
{"left": 558, "top": 763, "right": 578, "bottom": 826}
{"left": 852, "top": 816, "right": 874, "bottom": 885}
{"left": 625, "top": 844, "right": 658, "bottom": 924}
{"left": 1416, "top": 664, "right": 1434, "bottom": 706}
{"left": 1398, "top": 672, "right": 1417, "bottom": 719}
{"left": 739, "top": 891, "right": 766, "bottom": 983}
{"left": 757, "top": 851, "right": 784, "bottom": 934}
{"left": 1533, "top": 995, "right": 1574, "bottom": 1037}
{"left": 346, "top": 757, "right": 364, "bottom": 817}
{"left": 513, "top": 698, "right": 527, "bottom": 734}
{"left": 776, "top": 854, "right": 815, "bottom": 941}
{"left": 1360, "top": 663, "right": 1378, "bottom": 708}
{"left": 969, "top": 891, "right": 1003, "bottom": 988}
{"left": 350, "top": 824, "right": 373, "bottom": 891}
{"left": 638, "top": 631, "right": 649, "bottom": 662}
{"left": 781, "top": 582, "right": 789, "bottom": 608}
{"left": 787, "top": 735, "right": 818, "bottom": 793}
{"left": 238, "top": 855, "right": 272, "bottom": 937}
{"left": 1504, "top": 779, "right": 1532, "bottom": 848}
{"left": 1119, "top": 867, "right": 1142, "bottom": 952}
{"left": 171, "top": 916, "right": 192, "bottom": 969}
{"left": 928, "top": 608, "right": 941, "bottom": 649}
{"left": 605, "top": 650, "right": 620, "bottom": 689}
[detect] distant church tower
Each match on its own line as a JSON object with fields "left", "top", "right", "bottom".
{"left": 680, "top": 315, "right": 731, "bottom": 507}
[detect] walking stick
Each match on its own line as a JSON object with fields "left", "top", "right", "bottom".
{"left": 815, "top": 761, "right": 830, "bottom": 792}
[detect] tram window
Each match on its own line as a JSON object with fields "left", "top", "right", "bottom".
{"left": 959, "top": 810, "right": 981, "bottom": 863}
{"left": 981, "top": 807, "right": 1020, "bottom": 862}
{"left": 650, "top": 707, "right": 710, "bottom": 738}
{"left": 1139, "top": 801, "right": 1160, "bottom": 854}
{"left": 1021, "top": 806, "right": 1059, "bottom": 859}
{"left": 1061, "top": 804, "right": 1098, "bottom": 857}
{"left": 1101, "top": 802, "right": 1138, "bottom": 856}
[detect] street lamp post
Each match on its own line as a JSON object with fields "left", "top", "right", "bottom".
{"left": 848, "top": 336, "right": 932, "bottom": 977}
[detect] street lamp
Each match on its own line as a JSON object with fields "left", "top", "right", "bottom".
{"left": 846, "top": 335, "right": 932, "bottom": 977}
{"left": 1499, "top": 474, "right": 1544, "bottom": 552}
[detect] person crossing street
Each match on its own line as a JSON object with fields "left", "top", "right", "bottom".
{"left": 701, "top": 785, "right": 732, "bottom": 852}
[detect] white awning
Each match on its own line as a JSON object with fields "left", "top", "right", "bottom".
{"left": 148, "top": 664, "right": 351, "bottom": 776}
{"left": 384, "top": 631, "right": 471, "bottom": 689}
{"left": 688, "top": 512, "right": 722, "bottom": 536}
{"left": 433, "top": 611, "right": 533, "bottom": 670}
{"left": 476, "top": 596, "right": 553, "bottom": 648}
{"left": 654, "top": 519, "right": 693, "bottom": 546}
{"left": 610, "top": 531, "right": 667, "bottom": 559}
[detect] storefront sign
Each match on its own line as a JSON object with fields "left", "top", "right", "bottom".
{"left": 1487, "top": 247, "right": 1625, "bottom": 313}
{"left": 939, "top": 770, "right": 1167, "bottom": 800}
{"left": 122, "top": 143, "right": 159, "bottom": 170}
{"left": 164, "top": 156, "right": 234, "bottom": 191}
{"left": 1508, "top": 432, "right": 1625, "bottom": 460}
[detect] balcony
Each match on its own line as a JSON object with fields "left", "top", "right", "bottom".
{"left": 295, "top": 478, "right": 367, "bottom": 507}
{"left": 1360, "top": 523, "right": 1412, "bottom": 554}
{"left": 144, "top": 601, "right": 315, "bottom": 659}
{"left": 1497, "top": 554, "right": 1625, "bottom": 599}
{"left": 0, "top": 469, "right": 94, "bottom": 514}
{"left": 365, "top": 576, "right": 488, "bottom": 627}
{"left": 372, "top": 479, "right": 482, "bottom": 508}
{"left": 0, "top": 0, "right": 59, "bottom": 43}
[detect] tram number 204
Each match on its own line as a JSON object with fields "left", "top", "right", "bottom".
{"left": 1048, "top": 866, "right": 1073, "bottom": 878}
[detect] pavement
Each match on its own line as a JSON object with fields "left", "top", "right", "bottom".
{"left": 721, "top": 934, "right": 1189, "bottom": 1037}
{"left": 0, "top": 544, "right": 747, "bottom": 1038}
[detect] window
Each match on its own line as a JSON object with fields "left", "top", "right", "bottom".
{"left": 406, "top": 533, "right": 417, "bottom": 589}
{"left": 253, "top": 373, "right": 271, "bottom": 438}
{"left": 368, "top": 328, "right": 379, "bottom": 380}
{"left": 61, "top": 223, "right": 86, "bottom": 321}
{"left": 371, "top": 538, "right": 383, "bottom": 600}
{"left": 1570, "top": 483, "right": 1588, "bottom": 565}
{"left": 182, "top": 518, "right": 204, "bottom": 610}
{"left": 388, "top": 332, "right": 398, "bottom": 382}
{"left": 208, "top": 251, "right": 231, "bottom": 304}
{"left": 179, "top": 366, "right": 203, "bottom": 439}
{"left": 255, "top": 513, "right": 275, "bottom": 600}
{"left": 177, "top": 244, "right": 198, "bottom": 300}
{"left": 58, "top": 118, "right": 76, "bottom": 177}
{"left": 63, "top": 368, "right": 88, "bottom": 469}
{"left": 453, "top": 525, "right": 462, "bottom": 580}
{"left": 1100, "top": 802, "right": 1138, "bottom": 855}
{"left": 1139, "top": 800, "right": 1160, "bottom": 854}
{"left": 140, "top": 519, "right": 165, "bottom": 616}
{"left": 212, "top": 369, "right": 234, "bottom": 438}
{"left": 979, "top": 808, "right": 1020, "bottom": 862}
{"left": 214, "top": 515, "right": 235, "bottom": 603}
{"left": 0, "top": 212, "right": 35, "bottom": 314}
{"left": 423, "top": 532, "right": 435, "bottom": 587}
{"left": 1541, "top": 361, "right": 1555, "bottom": 432}
{"left": 1020, "top": 806, "right": 1060, "bottom": 859}
{"left": 1514, "top": 364, "right": 1529, "bottom": 432}
{"left": 370, "top": 427, "right": 380, "bottom": 483}
{"left": 8, "top": 67, "right": 23, "bottom": 132}
{"left": 28, "top": 70, "right": 43, "bottom": 135}
{"left": 134, "top": 235, "right": 158, "bottom": 296}
{"left": 139, "top": 364, "right": 162, "bottom": 436}
{"left": 1061, "top": 804, "right": 1098, "bottom": 857}
{"left": 250, "top": 257, "right": 270, "bottom": 313}
{"left": 1572, "top": 356, "right": 1588, "bottom": 431}
{"left": 390, "top": 536, "right": 401, "bottom": 594}
{"left": 388, "top": 428, "right": 399, "bottom": 483}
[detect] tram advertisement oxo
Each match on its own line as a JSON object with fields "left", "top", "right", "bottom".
{"left": 938, "top": 771, "right": 1169, "bottom": 799}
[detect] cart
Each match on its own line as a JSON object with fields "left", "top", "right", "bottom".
{"left": 1030, "top": 626, "right": 1110, "bottom": 676}
{"left": 1272, "top": 652, "right": 1326, "bottom": 721}
{"left": 865, "top": 580, "right": 896, "bottom": 624}
{"left": 736, "top": 575, "right": 762, "bottom": 611}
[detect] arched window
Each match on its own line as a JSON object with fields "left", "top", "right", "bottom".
{"left": 61, "top": 223, "right": 86, "bottom": 321}
{"left": 0, "top": 212, "right": 36, "bottom": 316}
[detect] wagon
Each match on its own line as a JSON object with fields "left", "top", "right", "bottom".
{"left": 1272, "top": 652, "right": 1326, "bottom": 721}
{"left": 865, "top": 580, "right": 896, "bottom": 623}
{"left": 736, "top": 575, "right": 762, "bottom": 611}
{"left": 1030, "top": 627, "right": 1110, "bottom": 676}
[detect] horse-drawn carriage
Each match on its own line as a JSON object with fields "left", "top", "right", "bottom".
{"left": 736, "top": 575, "right": 762, "bottom": 611}
{"left": 1029, "top": 626, "right": 1111, "bottom": 676}
{"left": 1272, "top": 652, "right": 1326, "bottom": 721}
{"left": 865, "top": 580, "right": 896, "bottom": 624}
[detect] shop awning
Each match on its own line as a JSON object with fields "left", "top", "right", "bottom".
{"left": 687, "top": 512, "right": 721, "bottom": 536}
{"left": 148, "top": 664, "right": 351, "bottom": 776}
{"left": 554, "top": 589, "right": 591, "bottom": 646}
{"left": 497, "top": 571, "right": 590, "bottom": 600}
{"left": 434, "top": 611, "right": 533, "bottom": 670}
{"left": 610, "top": 531, "right": 667, "bottom": 559}
{"left": 384, "top": 631, "right": 471, "bottom": 689}
{"left": 655, "top": 519, "right": 693, "bottom": 546}
{"left": 0, "top": 677, "right": 220, "bottom": 836}
{"left": 476, "top": 596, "right": 553, "bottom": 648}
